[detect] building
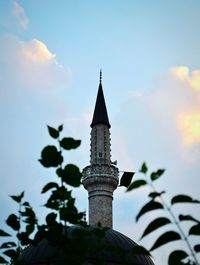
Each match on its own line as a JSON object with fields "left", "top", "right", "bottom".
{"left": 19, "top": 74, "right": 155, "bottom": 265}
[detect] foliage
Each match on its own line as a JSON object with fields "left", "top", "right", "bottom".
{"left": 127, "top": 162, "right": 200, "bottom": 265}
{"left": 0, "top": 125, "right": 149, "bottom": 265}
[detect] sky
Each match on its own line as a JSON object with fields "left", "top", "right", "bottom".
{"left": 0, "top": 1, "right": 200, "bottom": 264}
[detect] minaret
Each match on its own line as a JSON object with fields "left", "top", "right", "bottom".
{"left": 82, "top": 71, "right": 119, "bottom": 228}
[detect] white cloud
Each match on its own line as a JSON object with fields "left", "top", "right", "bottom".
{"left": 0, "top": 35, "right": 69, "bottom": 100}
{"left": 12, "top": 1, "right": 29, "bottom": 29}
{"left": 147, "top": 66, "right": 200, "bottom": 151}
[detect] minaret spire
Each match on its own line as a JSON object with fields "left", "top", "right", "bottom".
{"left": 90, "top": 71, "right": 110, "bottom": 128}
{"left": 99, "top": 69, "right": 102, "bottom": 84}
{"left": 82, "top": 74, "right": 119, "bottom": 228}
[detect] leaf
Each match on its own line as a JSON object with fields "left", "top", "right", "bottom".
{"left": 41, "top": 182, "right": 59, "bottom": 193}
{"left": 150, "top": 231, "right": 181, "bottom": 251}
{"left": 0, "top": 229, "right": 10, "bottom": 237}
{"left": 3, "top": 249, "right": 17, "bottom": 259}
{"left": 59, "top": 164, "right": 82, "bottom": 187}
{"left": 0, "top": 256, "right": 7, "bottom": 263}
{"left": 58, "top": 124, "right": 63, "bottom": 132}
{"left": 17, "top": 232, "right": 32, "bottom": 246}
{"left": 171, "top": 194, "right": 200, "bottom": 205}
{"left": 136, "top": 200, "right": 164, "bottom": 222}
{"left": 131, "top": 245, "right": 151, "bottom": 256}
{"left": 150, "top": 169, "right": 165, "bottom": 181}
{"left": 140, "top": 217, "right": 171, "bottom": 239}
{"left": 60, "top": 137, "right": 81, "bottom": 150}
{"left": 127, "top": 179, "right": 147, "bottom": 191}
{"left": 10, "top": 191, "right": 24, "bottom": 203}
{"left": 139, "top": 162, "right": 148, "bottom": 174}
{"left": 168, "top": 250, "right": 188, "bottom": 265}
{"left": 46, "top": 213, "right": 57, "bottom": 226}
{"left": 148, "top": 191, "right": 165, "bottom": 199}
{"left": 6, "top": 214, "right": 20, "bottom": 231}
{"left": 47, "top": 125, "right": 59, "bottom": 139}
{"left": 194, "top": 244, "right": 200, "bottom": 253}
{"left": 179, "top": 214, "right": 199, "bottom": 223}
{"left": 39, "top": 145, "right": 63, "bottom": 168}
{"left": 0, "top": 242, "right": 16, "bottom": 249}
{"left": 189, "top": 224, "right": 200, "bottom": 235}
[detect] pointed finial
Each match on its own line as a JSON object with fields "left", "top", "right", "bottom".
{"left": 99, "top": 69, "right": 102, "bottom": 84}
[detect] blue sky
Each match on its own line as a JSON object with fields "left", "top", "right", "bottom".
{"left": 0, "top": 1, "right": 200, "bottom": 264}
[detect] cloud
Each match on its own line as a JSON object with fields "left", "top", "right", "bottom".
{"left": 171, "top": 66, "right": 200, "bottom": 91}
{"left": 0, "top": 35, "right": 68, "bottom": 100}
{"left": 178, "top": 111, "right": 200, "bottom": 145}
{"left": 148, "top": 66, "right": 200, "bottom": 149}
{"left": 12, "top": 1, "right": 29, "bottom": 29}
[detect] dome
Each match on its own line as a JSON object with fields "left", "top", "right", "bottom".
{"left": 18, "top": 226, "right": 154, "bottom": 265}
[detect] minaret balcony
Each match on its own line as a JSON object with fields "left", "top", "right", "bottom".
{"left": 82, "top": 164, "right": 119, "bottom": 181}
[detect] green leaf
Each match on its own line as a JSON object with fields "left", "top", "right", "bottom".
{"left": 189, "top": 224, "right": 200, "bottom": 235}
{"left": 60, "top": 164, "right": 82, "bottom": 187}
{"left": 168, "top": 250, "right": 188, "bottom": 265}
{"left": 150, "top": 231, "right": 181, "bottom": 251}
{"left": 0, "top": 256, "right": 8, "bottom": 263}
{"left": 127, "top": 179, "right": 147, "bottom": 191}
{"left": 47, "top": 125, "right": 59, "bottom": 139}
{"left": 150, "top": 169, "right": 165, "bottom": 181}
{"left": 139, "top": 162, "right": 148, "bottom": 174}
{"left": 0, "top": 242, "right": 16, "bottom": 249}
{"left": 0, "top": 229, "right": 11, "bottom": 237}
{"left": 179, "top": 214, "right": 199, "bottom": 223}
{"left": 140, "top": 217, "right": 171, "bottom": 239}
{"left": 58, "top": 124, "right": 63, "bottom": 132}
{"left": 10, "top": 191, "right": 24, "bottom": 203}
{"left": 60, "top": 137, "right": 81, "bottom": 150}
{"left": 6, "top": 214, "right": 20, "bottom": 231}
{"left": 41, "top": 182, "right": 59, "bottom": 193}
{"left": 148, "top": 191, "right": 165, "bottom": 199}
{"left": 194, "top": 244, "right": 200, "bottom": 253}
{"left": 171, "top": 195, "right": 200, "bottom": 205}
{"left": 136, "top": 200, "right": 164, "bottom": 222}
{"left": 39, "top": 145, "right": 63, "bottom": 168}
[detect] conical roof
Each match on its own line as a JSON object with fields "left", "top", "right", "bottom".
{"left": 90, "top": 82, "right": 111, "bottom": 128}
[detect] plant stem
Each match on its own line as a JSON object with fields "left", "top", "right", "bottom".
{"left": 149, "top": 181, "right": 199, "bottom": 265}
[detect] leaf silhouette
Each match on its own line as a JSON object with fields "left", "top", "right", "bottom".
{"left": 194, "top": 244, "right": 200, "bottom": 253}
{"left": 0, "top": 256, "right": 7, "bottom": 263}
{"left": 10, "top": 191, "right": 24, "bottom": 203}
{"left": 150, "top": 231, "right": 181, "bottom": 251}
{"left": 0, "top": 229, "right": 10, "bottom": 237}
{"left": 42, "top": 182, "right": 59, "bottom": 193}
{"left": 127, "top": 179, "right": 147, "bottom": 191}
{"left": 47, "top": 125, "right": 59, "bottom": 139}
{"left": 168, "top": 250, "right": 188, "bottom": 265}
{"left": 136, "top": 200, "right": 163, "bottom": 222}
{"left": 39, "top": 145, "right": 63, "bottom": 168}
{"left": 171, "top": 194, "right": 200, "bottom": 205}
{"left": 189, "top": 224, "right": 200, "bottom": 235}
{"left": 60, "top": 137, "right": 81, "bottom": 150}
{"left": 6, "top": 214, "right": 20, "bottom": 231}
{"left": 148, "top": 191, "right": 165, "bottom": 199}
{"left": 150, "top": 169, "right": 165, "bottom": 181}
{"left": 139, "top": 162, "right": 148, "bottom": 174}
{"left": 140, "top": 217, "right": 171, "bottom": 239}
{"left": 179, "top": 214, "right": 199, "bottom": 223}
